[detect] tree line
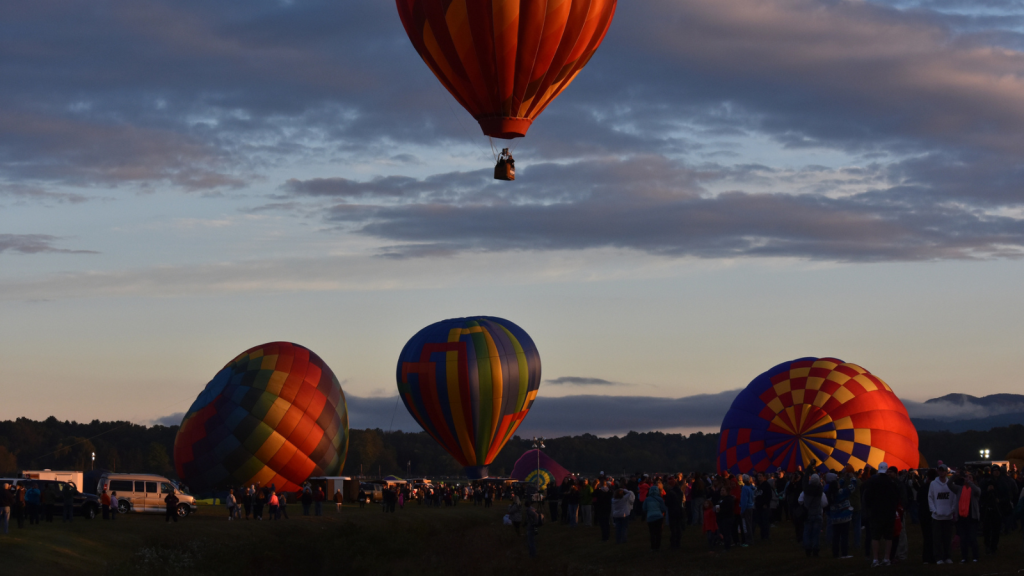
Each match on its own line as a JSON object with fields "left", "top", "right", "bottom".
{"left": 3, "top": 416, "right": 1023, "bottom": 480}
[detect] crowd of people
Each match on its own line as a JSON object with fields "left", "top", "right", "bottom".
{"left": 0, "top": 481, "right": 80, "bottom": 531}
{"left": 6, "top": 460, "right": 1024, "bottom": 567}
{"left": 219, "top": 483, "right": 343, "bottom": 520}
{"left": 498, "top": 460, "right": 1024, "bottom": 563}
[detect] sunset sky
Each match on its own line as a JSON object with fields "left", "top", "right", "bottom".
{"left": 3, "top": 0, "right": 1024, "bottom": 436}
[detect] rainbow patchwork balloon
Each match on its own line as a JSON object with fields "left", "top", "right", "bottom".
{"left": 174, "top": 342, "right": 349, "bottom": 493}
{"left": 397, "top": 317, "right": 541, "bottom": 479}
{"left": 719, "top": 357, "right": 918, "bottom": 474}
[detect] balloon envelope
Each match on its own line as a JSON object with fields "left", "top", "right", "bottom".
{"left": 396, "top": 316, "right": 541, "bottom": 479}
{"left": 396, "top": 0, "right": 618, "bottom": 139}
{"left": 719, "top": 357, "right": 918, "bottom": 474}
{"left": 511, "top": 449, "right": 570, "bottom": 491}
{"left": 174, "top": 342, "right": 349, "bottom": 493}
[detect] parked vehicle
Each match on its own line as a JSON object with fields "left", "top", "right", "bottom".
{"left": 1, "top": 477, "right": 100, "bottom": 519}
{"left": 359, "top": 482, "right": 383, "bottom": 503}
{"left": 96, "top": 473, "right": 198, "bottom": 517}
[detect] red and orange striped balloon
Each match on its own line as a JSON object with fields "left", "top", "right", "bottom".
{"left": 396, "top": 0, "right": 618, "bottom": 139}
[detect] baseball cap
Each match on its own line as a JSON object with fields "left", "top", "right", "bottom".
{"left": 877, "top": 462, "right": 889, "bottom": 474}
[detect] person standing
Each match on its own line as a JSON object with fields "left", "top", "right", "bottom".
{"left": 955, "top": 472, "right": 981, "bottom": 563}
{"left": 864, "top": 462, "right": 900, "bottom": 566}
{"left": 314, "top": 486, "right": 325, "bottom": 516}
{"left": 690, "top": 475, "right": 706, "bottom": 526}
{"left": 507, "top": 495, "right": 523, "bottom": 536}
{"left": 593, "top": 477, "right": 612, "bottom": 542}
{"left": 928, "top": 463, "right": 957, "bottom": 564}
{"left": 164, "top": 490, "right": 179, "bottom": 523}
{"left": 100, "top": 489, "right": 111, "bottom": 520}
{"left": 61, "top": 483, "right": 75, "bottom": 523}
{"left": 566, "top": 483, "right": 580, "bottom": 527}
{"left": 301, "top": 487, "right": 313, "bottom": 516}
{"left": 991, "top": 466, "right": 1017, "bottom": 536}
{"left": 827, "top": 474, "right": 854, "bottom": 558}
{"left": 786, "top": 472, "right": 804, "bottom": 543}
{"left": 799, "top": 474, "right": 827, "bottom": 557}
{"left": 254, "top": 487, "right": 266, "bottom": 520}
{"left": 579, "top": 479, "right": 594, "bottom": 527}
{"left": 524, "top": 500, "right": 544, "bottom": 558}
{"left": 841, "top": 467, "right": 861, "bottom": 552}
{"left": 643, "top": 485, "right": 667, "bottom": 551}
{"left": 546, "top": 481, "right": 561, "bottom": 524}
{"left": 334, "top": 489, "right": 344, "bottom": 512}
{"left": 268, "top": 490, "right": 279, "bottom": 520}
{"left": 243, "top": 486, "right": 253, "bottom": 519}
{"left": 0, "top": 482, "right": 12, "bottom": 535}
{"left": 703, "top": 500, "right": 719, "bottom": 550}
{"left": 109, "top": 492, "right": 119, "bottom": 521}
{"left": 664, "top": 477, "right": 685, "bottom": 549}
{"left": 278, "top": 491, "right": 288, "bottom": 519}
{"left": 25, "top": 483, "right": 41, "bottom": 525}
{"left": 980, "top": 482, "right": 1002, "bottom": 554}
{"left": 717, "top": 486, "right": 738, "bottom": 551}
{"left": 611, "top": 487, "right": 635, "bottom": 544}
{"left": 42, "top": 485, "right": 55, "bottom": 522}
{"left": 918, "top": 469, "right": 937, "bottom": 564}
{"left": 739, "top": 475, "right": 755, "bottom": 546}
{"left": 13, "top": 484, "right": 25, "bottom": 529}
{"left": 754, "top": 473, "right": 772, "bottom": 541}
{"left": 226, "top": 489, "right": 237, "bottom": 520}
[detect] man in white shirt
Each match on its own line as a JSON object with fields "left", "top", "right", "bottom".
{"left": 928, "top": 464, "right": 957, "bottom": 564}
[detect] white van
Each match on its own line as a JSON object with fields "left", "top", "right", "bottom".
{"left": 96, "top": 473, "right": 198, "bottom": 517}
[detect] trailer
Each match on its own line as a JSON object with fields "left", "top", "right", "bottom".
{"left": 308, "top": 476, "right": 355, "bottom": 503}
{"left": 22, "top": 470, "right": 84, "bottom": 491}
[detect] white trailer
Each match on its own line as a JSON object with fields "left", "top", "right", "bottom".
{"left": 22, "top": 469, "right": 85, "bottom": 491}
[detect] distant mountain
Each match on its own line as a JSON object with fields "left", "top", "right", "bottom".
{"left": 911, "top": 393, "right": 1024, "bottom": 433}
{"left": 913, "top": 413, "right": 1024, "bottom": 433}
{"left": 924, "top": 393, "right": 1024, "bottom": 407}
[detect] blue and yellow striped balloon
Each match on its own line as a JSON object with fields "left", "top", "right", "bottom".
{"left": 396, "top": 317, "right": 541, "bottom": 479}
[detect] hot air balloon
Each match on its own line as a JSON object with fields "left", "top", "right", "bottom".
{"left": 396, "top": 317, "right": 542, "bottom": 478}
{"left": 511, "top": 449, "right": 570, "bottom": 491}
{"left": 396, "top": 0, "right": 618, "bottom": 179}
{"left": 174, "top": 342, "right": 349, "bottom": 493}
{"left": 719, "top": 358, "right": 918, "bottom": 475}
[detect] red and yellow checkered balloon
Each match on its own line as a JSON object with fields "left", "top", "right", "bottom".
{"left": 719, "top": 358, "right": 918, "bottom": 474}
{"left": 174, "top": 342, "right": 349, "bottom": 493}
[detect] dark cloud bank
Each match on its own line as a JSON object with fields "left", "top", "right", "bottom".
{"left": 342, "top": 390, "right": 1023, "bottom": 438}
{"left": 151, "top": 390, "right": 1024, "bottom": 436}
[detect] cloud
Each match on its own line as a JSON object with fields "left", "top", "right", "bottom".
{"left": 4, "top": 0, "right": 1024, "bottom": 264}
{"left": 0, "top": 234, "right": 98, "bottom": 255}
{"left": 150, "top": 412, "right": 185, "bottom": 427}
{"left": 0, "top": 184, "right": 90, "bottom": 204}
{"left": 546, "top": 377, "right": 619, "bottom": 387}
{"left": 283, "top": 156, "right": 1024, "bottom": 263}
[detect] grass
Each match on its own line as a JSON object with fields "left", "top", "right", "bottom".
{"left": 2, "top": 503, "right": 1024, "bottom": 575}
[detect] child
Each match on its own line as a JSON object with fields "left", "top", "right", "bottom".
{"left": 703, "top": 499, "right": 719, "bottom": 551}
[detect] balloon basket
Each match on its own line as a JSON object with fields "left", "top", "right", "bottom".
{"left": 464, "top": 466, "right": 489, "bottom": 480}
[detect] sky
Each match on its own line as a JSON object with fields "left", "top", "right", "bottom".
{"left": 3, "top": 0, "right": 1024, "bottom": 437}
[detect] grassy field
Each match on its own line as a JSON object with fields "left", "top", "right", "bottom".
{"left": 2, "top": 503, "right": 1024, "bottom": 575}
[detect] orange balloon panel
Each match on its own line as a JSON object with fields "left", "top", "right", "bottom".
{"left": 397, "top": 0, "right": 618, "bottom": 138}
